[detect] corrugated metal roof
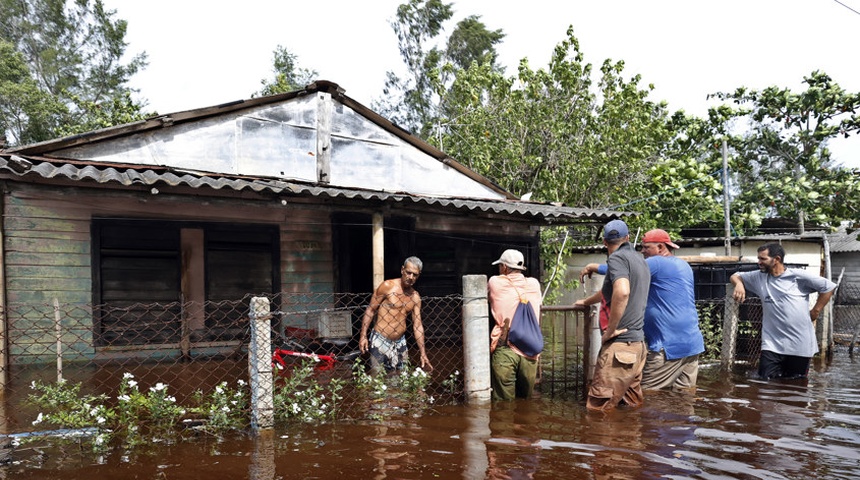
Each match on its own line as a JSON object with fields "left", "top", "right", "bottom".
{"left": 830, "top": 230, "right": 860, "bottom": 253}
{"left": 0, "top": 154, "right": 624, "bottom": 224}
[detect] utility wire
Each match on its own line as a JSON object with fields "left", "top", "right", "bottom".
{"left": 833, "top": 0, "right": 860, "bottom": 16}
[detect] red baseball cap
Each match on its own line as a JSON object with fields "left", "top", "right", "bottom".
{"left": 642, "top": 229, "right": 680, "bottom": 249}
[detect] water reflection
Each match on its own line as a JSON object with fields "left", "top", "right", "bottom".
{"left": 5, "top": 352, "right": 860, "bottom": 479}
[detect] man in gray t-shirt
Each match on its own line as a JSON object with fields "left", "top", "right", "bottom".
{"left": 586, "top": 219, "right": 650, "bottom": 411}
{"left": 730, "top": 243, "right": 836, "bottom": 379}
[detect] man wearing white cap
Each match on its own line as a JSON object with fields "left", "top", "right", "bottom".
{"left": 488, "top": 249, "right": 543, "bottom": 401}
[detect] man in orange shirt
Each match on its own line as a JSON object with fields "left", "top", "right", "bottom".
{"left": 488, "top": 249, "right": 543, "bottom": 401}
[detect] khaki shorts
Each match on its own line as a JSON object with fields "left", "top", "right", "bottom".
{"left": 641, "top": 350, "right": 699, "bottom": 391}
{"left": 586, "top": 341, "right": 646, "bottom": 412}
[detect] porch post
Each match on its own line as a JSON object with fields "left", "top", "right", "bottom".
{"left": 249, "top": 297, "right": 274, "bottom": 430}
{"left": 462, "top": 275, "right": 491, "bottom": 403}
{"left": 372, "top": 213, "right": 384, "bottom": 291}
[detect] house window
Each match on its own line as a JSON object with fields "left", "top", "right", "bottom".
{"left": 92, "top": 219, "right": 279, "bottom": 346}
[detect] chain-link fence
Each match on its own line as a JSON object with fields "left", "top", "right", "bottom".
{"left": 835, "top": 282, "right": 860, "bottom": 347}
{"left": 0, "top": 290, "right": 593, "bottom": 435}
{"left": 0, "top": 292, "right": 467, "bottom": 432}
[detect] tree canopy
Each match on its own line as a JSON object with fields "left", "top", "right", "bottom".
{"left": 255, "top": 45, "right": 319, "bottom": 97}
{"left": 0, "top": 0, "right": 149, "bottom": 145}
{"left": 712, "top": 71, "right": 860, "bottom": 232}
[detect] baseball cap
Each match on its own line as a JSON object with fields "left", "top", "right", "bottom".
{"left": 491, "top": 249, "right": 527, "bottom": 270}
{"left": 603, "top": 219, "right": 629, "bottom": 241}
{"left": 642, "top": 229, "right": 680, "bottom": 249}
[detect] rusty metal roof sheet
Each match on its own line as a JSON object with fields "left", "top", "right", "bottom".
{"left": 0, "top": 154, "right": 625, "bottom": 223}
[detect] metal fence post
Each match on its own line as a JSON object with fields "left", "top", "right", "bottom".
{"left": 722, "top": 285, "right": 739, "bottom": 370}
{"left": 462, "top": 275, "right": 491, "bottom": 403}
{"left": 585, "top": 305, "right": 600, "bottom": 383}
{"left": 249, "top": 297, "right": 274, "bottom": 430}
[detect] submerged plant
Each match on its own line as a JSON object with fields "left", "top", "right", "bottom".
{"left": 191, "top": 380, "right": 249, "bottom": 434}
{"left": 273, "top": 360, "right": 343, "bottom": 423}
{"left": 27, "top": 379, "right": 116, "bottom": 452}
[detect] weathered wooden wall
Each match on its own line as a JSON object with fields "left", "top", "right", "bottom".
{"left": 2, "top": 183, "right": 334, "bottom": 361}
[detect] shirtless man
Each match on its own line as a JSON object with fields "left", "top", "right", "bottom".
{"left": 359, "top": 257, "right": 432, "bottom": 373}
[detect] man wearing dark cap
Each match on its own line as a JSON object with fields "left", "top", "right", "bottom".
{"left": 586, "top": 220, "right": 650, "bottom": 411}
{"left": 488, "top": 249, "right": 543, "bottom": 401}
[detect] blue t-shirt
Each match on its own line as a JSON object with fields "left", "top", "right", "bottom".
{"left": 644, "top": 256, "right": 705, "bottom": 360}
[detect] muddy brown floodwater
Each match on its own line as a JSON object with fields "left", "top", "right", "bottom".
{"left": 5, "top": 349, "right": 860, "bottom": 479}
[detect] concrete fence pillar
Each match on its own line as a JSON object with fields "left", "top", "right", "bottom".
{"left": 249, "top": 297, "right": 274, "bottom": 430}
{"left": 721, "top": 284, "right": 739, "bottom": 370}
{"left": 462, "top": 275, "right": 491, "bottom": 404}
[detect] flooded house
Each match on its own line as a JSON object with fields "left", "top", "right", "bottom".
{"left": 0, "top": 80, "right": 619, "bottom": 371}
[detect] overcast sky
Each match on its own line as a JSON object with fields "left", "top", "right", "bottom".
{"left": 103, "top": 0, "right": 860, "bottom": 168}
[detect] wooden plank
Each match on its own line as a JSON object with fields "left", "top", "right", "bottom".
{"left": 6, "top": 265, "right": 91, "bottom": 279}
{"left": 5, "top": 236, "right": 90, "bottom": 254}
{"left": 678, "top": 255, "right": 751, "bottom": 263}
{"left": 5, "top": 252, "right": 91, "bottom": 267}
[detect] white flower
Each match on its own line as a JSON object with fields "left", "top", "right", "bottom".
{"left": 237, "top": 379, "right": 246, "bottom": 386}
{"left": 429, "top": 396, "right": 436, "bottom": 404}
{"left": 454, "top": 370, "right": 460, "bottom": 376}
{"left": 118, "top": 394, "right": 130, "bottom": 402}
{"left": 90, "top": 407, "right": 99, "bottom": 417}
{"left": 32, "top": 412, "right": 44, "bottom": 425}
{"left": 151, "top": 382, "right": 167, "bottom": 392}
{"left": 216, "top": 385, "right": 224, "bottom": 394}
{"left": 123, "top": 372, "right": 134, "bottom": 379}
{"left": 128, "top": 380, "right": 138, "bottom": 388}
{"left": 97, "top": 416, "right": 106, "bottom": 424}
{"left": 221, "top": 406, "right": 230, "bottom": 412}
{"left": 30, "top": 380, "right": 37, "bottom": 390}
{"left": 231, "top": 400, "right": 238, "bottom": 406}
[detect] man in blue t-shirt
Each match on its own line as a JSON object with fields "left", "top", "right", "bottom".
{"left": 638, "top": 229, "right": 704, "bottom": 391}
{"left": 730, "top": 243, "right": 836, "bottom": 380}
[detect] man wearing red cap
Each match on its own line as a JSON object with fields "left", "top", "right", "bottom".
{"left": 638, "top": 229, "right": 704, "bottom": 391}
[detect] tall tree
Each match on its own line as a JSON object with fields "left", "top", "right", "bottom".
{"left": 713, "top": 71, "right": 860, "bottom": 232}
{"left": 375, "top": 0, "right": 504, "bottom": 138}
{"left": 0, "top": 0, "right": 148, "bottom": 145}
{"left": 0, "top": 39, "right": 65, "bottom": 145}
{"left": 439, "top": 28, "right": 674, "bottom": 210}
{"left": 255, "top": 45, "right": 318, "bottom": 97}
{"left": 436, "top": 28, "right": 703, "bottom": 298}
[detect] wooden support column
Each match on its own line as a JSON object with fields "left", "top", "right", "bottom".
{"left": 316, "top": 92, "right": 332, "bottom": 184}
{"left": 372, "top": 213, "right": 384, "bottom": 291}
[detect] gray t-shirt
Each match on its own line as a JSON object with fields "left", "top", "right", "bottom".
{"left": 602, "top": 242, "right": 649, "bottom": 343}
{"left": 736, "top": 268, "right": 836, "bottom": 357}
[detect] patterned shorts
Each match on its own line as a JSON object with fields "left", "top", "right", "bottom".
{"left": 368, "top": 330, "right": 408, "bottom": 372}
